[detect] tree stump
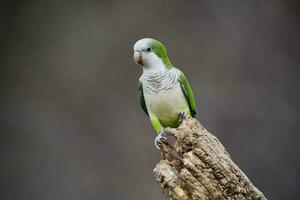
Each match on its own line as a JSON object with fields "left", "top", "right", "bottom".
{"left": 153, "top": 116, "right": 267, "bottom": 200}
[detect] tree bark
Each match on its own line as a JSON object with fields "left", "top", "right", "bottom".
{"left": 153, "top": 116, "right": 267, "bottom": 200}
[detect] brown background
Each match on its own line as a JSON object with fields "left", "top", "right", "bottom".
{"left": 0, "top": 0, "right": 299, "bottom": 199}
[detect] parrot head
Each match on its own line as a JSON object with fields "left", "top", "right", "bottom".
{"left": 133, "top": 38, "right": 172, "bottom": 70}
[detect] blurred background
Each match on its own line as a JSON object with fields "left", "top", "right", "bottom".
{"left": 0, "top": 0, "right": 299, "bottom": 199}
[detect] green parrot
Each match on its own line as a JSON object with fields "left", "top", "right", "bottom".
{"left": 133, "top": 38, "right": 196, "bottom": 148}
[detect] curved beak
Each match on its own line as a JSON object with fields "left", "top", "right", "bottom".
{"left": 134, "top": 51, "right": 143, "bottom": 65}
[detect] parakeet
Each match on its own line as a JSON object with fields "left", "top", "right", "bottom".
{"left": 133, "top": 38, "right": 196, "bottom": 148}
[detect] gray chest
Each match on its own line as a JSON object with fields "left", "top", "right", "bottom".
{"left": 140, "top": 69, "right": 180, "bottom": 95}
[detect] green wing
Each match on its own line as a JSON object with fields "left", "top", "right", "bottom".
{"left": 138, "top": 81, "right": 149, "bottom": 116}
{"left": 178, "top": 71, "right": 197, "bottom": 117}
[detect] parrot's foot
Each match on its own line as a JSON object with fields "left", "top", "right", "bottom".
{"left": 179, "top": 112, "right": 187, "bottom": 124}
{"left": 154, "top": 131, "right": 167, "bottom": 150}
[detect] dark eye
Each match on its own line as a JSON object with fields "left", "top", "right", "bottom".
{"left": 146, "top": 48, "right": 151, "bottom": 52}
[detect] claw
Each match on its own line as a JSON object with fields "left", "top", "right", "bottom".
{"left": 154, "top": 131, "right": 167, "bottom": 150}
{"left": 179, "top": 112, "right": 187, "bottom": 124}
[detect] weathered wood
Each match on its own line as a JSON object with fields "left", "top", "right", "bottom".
{"left": 153, "top": 116, "right": 266, "bottom": 200}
